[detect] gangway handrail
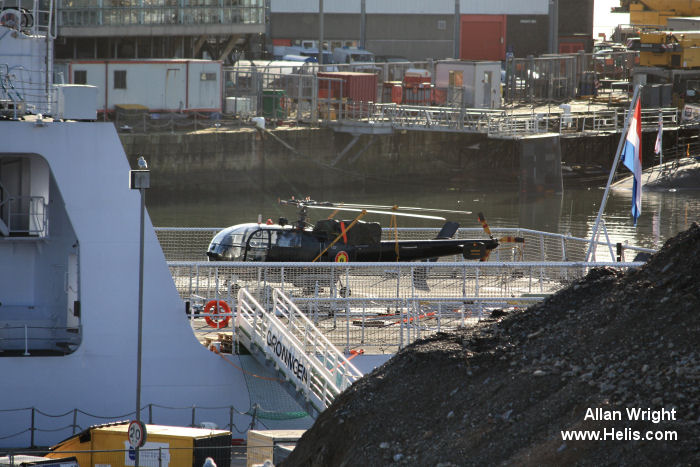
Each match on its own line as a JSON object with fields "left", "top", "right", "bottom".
{"left": 236, "top": 287, "right": 362, "bottom": 414}
{"left": 273, "top": 288, "right": 363, "bottom": 388}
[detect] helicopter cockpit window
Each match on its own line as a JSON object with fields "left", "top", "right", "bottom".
{"left": 244, "top": 229, "right": 270, "bottom": 261}
{"left": 208, "top": 231, "right": 244, "bottom": 260}
{"left": 277, "top": 231, "right": 301, "bottom": 248}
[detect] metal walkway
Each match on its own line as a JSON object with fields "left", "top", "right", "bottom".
{"left": 236, "top": 287, "right": 363, "bottom": 416}
{"left": 326, "top": 102, "right": 679, "bottom": 139}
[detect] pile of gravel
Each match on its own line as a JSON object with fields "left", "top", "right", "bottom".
{"left": 282, "top": 223, "right": 700, "bottom": 466}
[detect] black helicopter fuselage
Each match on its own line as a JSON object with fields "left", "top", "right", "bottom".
{"left": 206, "top": 222, "right": 498, "bottom": 262}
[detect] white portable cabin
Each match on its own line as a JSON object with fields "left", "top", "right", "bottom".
{"left": 67, "top": 59, "right": 223, "bottom": 114}
{"left": 435, "top": 60, "right": 502, "bottom": 109}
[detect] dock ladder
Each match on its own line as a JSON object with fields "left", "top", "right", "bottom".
{"left": 236, "top": 287, "right": 363, "bottom": 416}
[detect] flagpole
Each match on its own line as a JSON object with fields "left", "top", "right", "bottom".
{"left": 586, "top": 85, "right": 641, "bottom": 261}
{"left": 658, "top": 112, "right": 663, "bottom": 166}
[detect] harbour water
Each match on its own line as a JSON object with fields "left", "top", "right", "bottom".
{"left": 148, "top": 177, "right": 700, "bottom": 253}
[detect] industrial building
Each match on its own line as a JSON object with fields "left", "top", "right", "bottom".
{"left": 269, "top": 0, "right": 594, "bottom": 61}
{"left": 50, "top": 0, "right": 593, "bottom": 62}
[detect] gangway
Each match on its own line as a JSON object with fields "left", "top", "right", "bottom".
{"left": 235, "top": 287, "right": 363, "bottom": 417}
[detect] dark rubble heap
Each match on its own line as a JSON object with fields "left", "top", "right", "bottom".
{"left": 282, "top": 223, "right": 700, "bottom": 466}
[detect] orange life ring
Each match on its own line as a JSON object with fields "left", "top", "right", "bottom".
{"left": 335, "top": 251, "right": 349, "bottom": 262}
{"left": 0, "top": 10, "right": 20, "bottom": 29}
{"left": 204, "top": 300, "right": 231, "bottom": 329}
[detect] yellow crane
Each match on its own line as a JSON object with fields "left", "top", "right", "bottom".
{"left": 639, "top": 30, "right": 700, "bottom": 67}
{"left": 616, "top": 0, "right": 700, "bottom": 27}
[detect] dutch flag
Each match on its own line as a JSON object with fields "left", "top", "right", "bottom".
{"left": 621, "top": 99, "right": 642, "bottom": 225}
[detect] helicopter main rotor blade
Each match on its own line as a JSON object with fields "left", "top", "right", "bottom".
{"left": 306, "top": 205, "right": 447, "bottom": 221}
{"left": 331, "top": 203, "right": 472, "bottom": 215}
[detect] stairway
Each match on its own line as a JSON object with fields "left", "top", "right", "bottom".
{"left": 235, "top": 287, "right": 363, "bottom": 417}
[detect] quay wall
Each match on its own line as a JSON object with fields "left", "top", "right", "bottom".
{"left": 119, "top": 127, "right": 675, "bottom": 195}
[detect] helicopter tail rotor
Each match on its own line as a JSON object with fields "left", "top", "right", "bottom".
{"left": 476, "top": 213, "right": 524, "bottom": 261}
{"left": 477, "top": 212, "right": 493, "bottom": 239}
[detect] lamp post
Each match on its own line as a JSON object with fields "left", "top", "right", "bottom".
{"left": 129, "top": 156, "right": 150, "bottom": 466}
{"left": 318, "top": 0, "right": 323, "bottom": 65}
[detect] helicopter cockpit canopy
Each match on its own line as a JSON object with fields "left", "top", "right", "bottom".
{"left": 207, "top": 223, "right": 292, "bottom": 261}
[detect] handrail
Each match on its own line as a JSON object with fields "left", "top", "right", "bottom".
{"left": 0, "top": 194, "right": 48, "bottom": 236}
{"left": 236, "top": 288, "right": 362, "bottom": 414}
{"left": 272, "top": 288, "right": 362, "bottom": 389}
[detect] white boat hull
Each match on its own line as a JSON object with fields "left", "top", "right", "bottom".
{"left": 0, "top": 121, "right": 311, "bottom": 447}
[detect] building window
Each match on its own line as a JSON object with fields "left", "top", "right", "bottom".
{"left": 74, "top": 70, "right": 87, "bottom": 84}
{"left": 114, "top": 70, "right": 127, "bottom": 89}
{"left": 200, "top": 72, "right": 217, "bottom": 81}
{"left": 437, "top": 20, "right": 446, "bottom": 30}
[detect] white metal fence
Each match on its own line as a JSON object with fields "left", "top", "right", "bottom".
{"left": 178, "top": 260, "right": 643, "bottom": 354}
{"left": 159, "top": 227, "right": 653, "bottom": 352}
{"left": 319, "top": 101, "right": 679, "bottom": 138}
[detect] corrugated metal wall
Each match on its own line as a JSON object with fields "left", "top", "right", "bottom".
{"left": 270, "top": 0, "right": 548, "bottom": 15}
{"left": 270, "top": 0, "right": 587, "bottom": 60}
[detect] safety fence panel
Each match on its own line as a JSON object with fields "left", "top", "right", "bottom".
{"left": 169, "top": 261, "right": 644, "bottom": 354}
{"left": 1, "top": 445, "right": 243, "bottom": 467}
{"left": 156, "top": 227, "right": 220, "bottom": 261}
{"left": 0, "top": 404, "right": 253, "bottom": 451}
{"left": 503, "top": 51, "right": 639, "bottom": 105}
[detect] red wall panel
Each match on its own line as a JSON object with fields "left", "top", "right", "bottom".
{"left": 460, "top": 15, "right": 506, "bottom": 61}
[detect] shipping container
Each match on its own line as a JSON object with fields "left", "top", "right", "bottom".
{"left": 317, "top": 71, "right": 378, "bottom": 103}
{"left": 68, "top": 59, "right": 223, "bottom": 114}
{"left": 45, "top": 422, "right": 231, "bottom": 467}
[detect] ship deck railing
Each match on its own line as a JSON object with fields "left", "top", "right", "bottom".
{"left": 0, "top": 193, "right": 48, "bottom": 237}
{"left": 159, "top": 226, "right": 654, "bottom": 353}
{"left": 173, "top": 259, "right": 645, "bottom": 354}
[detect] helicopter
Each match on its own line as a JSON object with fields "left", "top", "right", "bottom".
{"left": 206, "top": 198, "right": 522, "bottom": 263}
